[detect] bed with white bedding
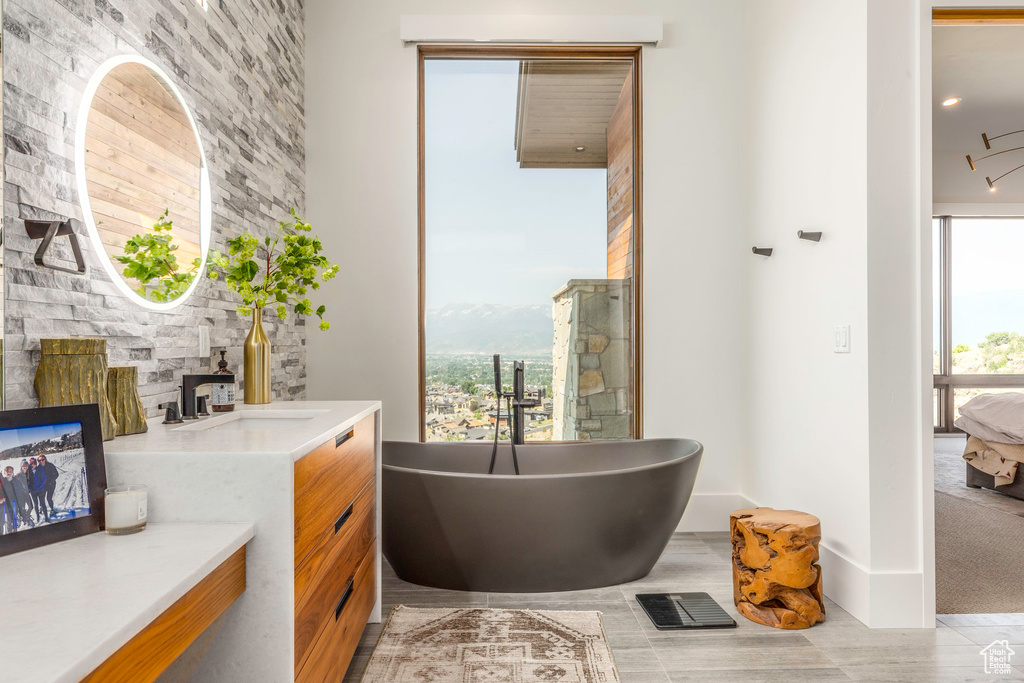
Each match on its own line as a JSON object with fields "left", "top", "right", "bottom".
{"left": 956, "top": 393, "right": 1024, "bottom": 500}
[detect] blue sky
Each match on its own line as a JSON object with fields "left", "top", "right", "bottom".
{"left": 0, "top": 421, "right": 82, "bottom": 454}
{"left": 424, "top": 59, "right": 607, "bottom": 310}
{"left": 934, "top": 217, "right": 1024, "bottom": 348}
{"left": 950, "top": 219, "right": 1024, "bottom": 296}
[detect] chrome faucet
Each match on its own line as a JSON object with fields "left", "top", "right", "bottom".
{"left": 181, "top": 374, "right": 234, "bottom": 420}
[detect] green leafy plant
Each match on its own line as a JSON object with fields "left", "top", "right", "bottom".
{"left": 979, "top": 331, "right": 1024, "bottom": 373}
{"left": 207, "top": 208, "right": 340, "bottom": 330}
{"left": 114, "top": 209, "right": 199, "bottom": 303}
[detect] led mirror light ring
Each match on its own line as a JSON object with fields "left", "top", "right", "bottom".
{"left": 75, "top": 54, "right": 212, "bottom": 311}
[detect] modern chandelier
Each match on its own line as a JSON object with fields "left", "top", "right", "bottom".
{"left": 966, "top": 129, "right": 1024, "bottom": 192}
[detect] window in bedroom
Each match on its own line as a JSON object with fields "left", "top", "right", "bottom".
{"left": 933, "top": 216, "right": 1024, "bottom": 431}
{"left": 417, "top": 46, "right": 642, "bottom": 443}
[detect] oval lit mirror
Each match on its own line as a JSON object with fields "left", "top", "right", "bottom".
{"left": 76, "top": 55, "right": 211, "bottom": 310}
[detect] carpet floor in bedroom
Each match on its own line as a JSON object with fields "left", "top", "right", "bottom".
{"left": 935, "top": 436, "right": 1024, "bottom": 614}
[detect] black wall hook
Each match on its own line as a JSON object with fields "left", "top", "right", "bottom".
{"left": 752, "top": 247, "right": 773, "bottom": 257}
{"left": 24, "top": 218, "right": 86, "bottom": 274}
{"left": 797, "top": 230, "right": 822, "bottom": 242}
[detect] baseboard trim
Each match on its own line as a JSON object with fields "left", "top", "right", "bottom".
{"left": 677, "top": 493, "right": 754, "bottom": 532}
{"left": 702, "top": 494, "right": 929, "bottom": 628}
{"left": 817, "top": 543, "right": 925, "bottom": 628}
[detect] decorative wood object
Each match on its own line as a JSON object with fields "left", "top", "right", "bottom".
{"left": 107, "top": 366, "right": 148, "bottom": 436}
{"left": 34, "top": 338, "right": 117, "bottom": 441}
{"left": 730, "top": 507, "right": 825, "bottom": 629}
{"left": 82, "top": 546, "right": 246, "bottom": 683}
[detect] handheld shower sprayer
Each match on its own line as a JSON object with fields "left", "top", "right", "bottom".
{"left": 488, "top": 354, "right": 520, "bottom": 475}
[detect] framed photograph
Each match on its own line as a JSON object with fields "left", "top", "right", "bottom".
{"left": 0, "top": 404, "right": 107, "bottom": 557}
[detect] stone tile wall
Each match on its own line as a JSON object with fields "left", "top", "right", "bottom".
{"left": 3, "top": 0, "right": 307, "bottom": 414}
{"left": 551, "top": 279, "right": 633, "bottom": 440}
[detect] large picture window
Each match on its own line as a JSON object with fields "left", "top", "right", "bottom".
{"left": 933, "top": 216, "right": 1024, "bottom": 431}
{"left": 418, "top": 46, "right": 642, "bottom": 443}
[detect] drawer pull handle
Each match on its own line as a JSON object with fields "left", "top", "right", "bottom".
{"left": 334, "top": 503, "right": 354, "bottom": 535}
{"left": 334, "top": 580, "right": 354, "bottom": 621}
{"left": 336, "top": 429, "right": 355, "bottom": 448}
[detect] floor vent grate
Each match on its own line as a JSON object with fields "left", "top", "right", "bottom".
{"left": 636, "top": 592, "right": 737, "bottom": 630}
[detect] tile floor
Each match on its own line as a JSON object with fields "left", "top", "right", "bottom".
{"left": 345, "top": 532, "right": 1024, "bottom": 683}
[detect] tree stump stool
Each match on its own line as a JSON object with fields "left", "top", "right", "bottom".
{"left": 730, "top": 508, "right": 825, "bottom": 629}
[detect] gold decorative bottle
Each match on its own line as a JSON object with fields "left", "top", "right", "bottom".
{"left": 244, "top": 308, "right": 271, "bottom": 404}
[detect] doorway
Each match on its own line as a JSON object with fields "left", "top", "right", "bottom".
{"left": 930, "top": 7, "right": 1024, "bottom": 616}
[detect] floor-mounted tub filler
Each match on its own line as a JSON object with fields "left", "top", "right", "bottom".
{"left": 382, "top": 438, "right": 702, "bottom": 592}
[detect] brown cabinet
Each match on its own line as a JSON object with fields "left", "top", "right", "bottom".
{"left": 294, "top": 413, "right": 377, "bottom": 681}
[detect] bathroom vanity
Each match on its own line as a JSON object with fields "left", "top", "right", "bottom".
{"left": 104, "top": 400, "right": 382, "bottom": 682}
{"left": 3, "top": 523, "right": 252, "bottom": 683}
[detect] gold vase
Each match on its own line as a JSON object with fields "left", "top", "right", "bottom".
{"left": 243, "top": 308, "right": 271, "bottom": 404}
{"left": 35, "top": 338, "right": 118, "bottom": 441}
{"left": 107, "top": 366, "right": 148, "bottom": 436}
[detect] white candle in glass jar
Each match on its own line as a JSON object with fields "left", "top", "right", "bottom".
{"left": 105, "top": 485, "right": 148, "bottom": 534}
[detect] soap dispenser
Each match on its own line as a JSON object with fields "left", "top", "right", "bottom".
{"left": 211, "top": 350, "right": 236, "bottom": 413}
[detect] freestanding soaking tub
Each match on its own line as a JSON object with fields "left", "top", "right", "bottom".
{"left": 382, "top": 439, "right": 703, "bottom": 592}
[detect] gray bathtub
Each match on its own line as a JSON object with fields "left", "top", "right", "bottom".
{"left": 382, "top": 438, "right": 702, "bottom": 592}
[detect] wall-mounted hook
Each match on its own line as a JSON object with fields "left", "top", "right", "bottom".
{"left": 24, "top": 218, "right": 86, "bottom": 274}
{"left": 797, "top": 230, "right": 822, "bottom": 242}
{"left": 752, "top": 247, "right": 773, "bottom": 257}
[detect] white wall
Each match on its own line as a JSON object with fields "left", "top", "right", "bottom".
{"left": 741, "top": 0, "right": 871, "bottom": 576}
{"left": 934, "top": 203, "right": 1024, "bottom": 215}
{"left": 304, "top": 0, "right": 750, "bottom": 528}
{"left": 865, "top": 0, "right": 932, "bottom": 626}
{"left": 740, "top": 0, "right": 934, "bottom": 628}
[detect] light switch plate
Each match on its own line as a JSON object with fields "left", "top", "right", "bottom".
{"left": 198, "top": 325, "right": 211, "bottom": 357}
{"left": 834, "top": 325, "right": 851, "bottom": 353}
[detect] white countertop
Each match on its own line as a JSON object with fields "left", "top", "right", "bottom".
{"left": 104, "top": 400, "right": 381, "bottom": 460}
{"left": 1, "top": 523, "right": 254, "bottom": 683}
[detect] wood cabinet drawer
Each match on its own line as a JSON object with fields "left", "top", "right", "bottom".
{"left": 294, "top": 482, "right": 375, "bottom": 671}
{"left": 294, "top": 413, "right": 375, "bottom": 568}
{"left": 295, "top": 543, "right": 376, "bottom": 683}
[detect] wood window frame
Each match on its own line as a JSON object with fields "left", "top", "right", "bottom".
{"left": 416, "top": 44, "right": 644, "bottom": 442}
{"left": 933, "top": 9, "right": 1024, "bottom": 25}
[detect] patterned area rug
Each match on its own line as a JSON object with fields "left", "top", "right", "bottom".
{"left": 360, "top": 606, "right": 620, "bottom": 683}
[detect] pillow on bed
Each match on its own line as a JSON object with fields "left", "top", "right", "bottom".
{"left": 953, "top": 415, "right": 1022, "bottom": 445}
{"left": 957, "top": 392, "right": 1024, "bottom": 443}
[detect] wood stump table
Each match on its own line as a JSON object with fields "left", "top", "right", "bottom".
{"left": 730, "top": 507, "right": 825, "bottom": 629}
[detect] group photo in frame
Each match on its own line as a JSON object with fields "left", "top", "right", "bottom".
{"left": 0, "top": 404, "right": 107, "bottom": 557}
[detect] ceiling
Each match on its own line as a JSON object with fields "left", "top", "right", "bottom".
{"left": 514, "top": 61, "right": 632, "bottom": 169}
{"left": 934, "top": 26, "right": 1024, "bottom": 204}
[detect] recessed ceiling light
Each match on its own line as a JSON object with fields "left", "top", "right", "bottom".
{"left": 942, "top": 97, "right": 961, "bottom": 107}
{"left": 574, "top": 146, "right": 586, "bottom": 153}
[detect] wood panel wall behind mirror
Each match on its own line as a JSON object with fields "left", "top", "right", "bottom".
{"left": 80, "top": 57, "right": 210, "bottom": 308}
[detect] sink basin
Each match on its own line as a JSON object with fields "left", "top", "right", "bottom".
{"left": 173, "top": 410, "right": 330, "bottom": 433}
